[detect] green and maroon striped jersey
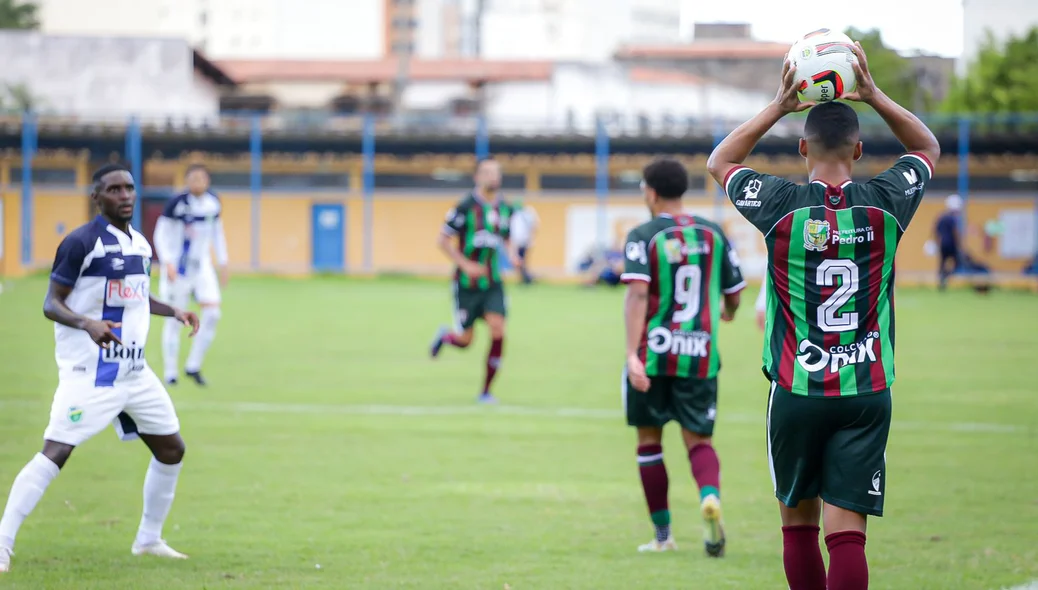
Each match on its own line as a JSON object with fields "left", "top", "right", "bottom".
{"left": 725, "top": 152, "right": 935, "bottom": 397}
{"left": 622, "top": 213, "right": 747, "bottom": 379}
{"left": 442, "top": 194, "right": 514, "bottom": 290}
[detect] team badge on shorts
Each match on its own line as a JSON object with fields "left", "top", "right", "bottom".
{"left": 67, "top": 406, "right": 83, "bottom": 423}
{"left": 803, "top": 219, "right": 831, "bottom": 252}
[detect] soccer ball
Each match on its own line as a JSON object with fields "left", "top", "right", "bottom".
{"left": 787, "top": 29, "right": 858, "bottom": 103}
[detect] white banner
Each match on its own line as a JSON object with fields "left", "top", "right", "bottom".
{"left": 564, "top": 203, "right": 768, "bottom": 278}
{"left": 998, "top": 209, "right": 1037, "bottom": 259}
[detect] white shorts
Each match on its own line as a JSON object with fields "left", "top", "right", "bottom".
{"left": 43, "top": 368, "right": 180, "bottom": 446}
{"left": 160, "top": 262, "right": 221, "bottom": 306}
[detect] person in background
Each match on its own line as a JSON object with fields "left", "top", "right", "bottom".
{"left": 578, "top": 244, "right": 625, "bottom": 287}
{"left": 934, "top": 194, "right": 962, "bottom": 290}
{"left": 509, "top": 201, "right": 540, "bottom": 284}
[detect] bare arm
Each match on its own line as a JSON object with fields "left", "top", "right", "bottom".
{"left": 151, "top": 296, "right": 200, "bottom": 336}
{"left": 43, "top": 281, "right": 92, "bottom": 330}
{"left": 438, "top": 233, "right": 473, "bottom": 268}
{"left": 624, "top": 281, "right": 649, "bottom": 358}
{"left": 723, "top": 291, "right": 741, "bottom": 320}
{"left": 149, "top": 296, "right": 176, "bottom": 318}
{"left": 213, "top": 218, "right": 229, "bottom": 267}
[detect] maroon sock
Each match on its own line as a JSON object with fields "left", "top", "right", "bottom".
{"left": 826, "top": 530, "right": 868, "bottom": 590}
{"left": 637, "top": 443, "right": 670, "bottom": 540}
{"left": 482, "top": 338, "right": 503, "bottom": 393}
{"left": 443, "top": 333, "right": 469, "bottom": 349}
{"left": 781, "top": 525, "right": 827, "bottom": 590}
{"left": 687, "top": 442, "right": 721, "bottom": 500}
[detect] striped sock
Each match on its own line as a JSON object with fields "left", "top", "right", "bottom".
{"left": 637, "top": 443, "right": 670, "bottom": 541}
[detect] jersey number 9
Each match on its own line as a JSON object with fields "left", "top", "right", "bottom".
{"left": 673, "top": 265, "right": 703, "bottom": 323}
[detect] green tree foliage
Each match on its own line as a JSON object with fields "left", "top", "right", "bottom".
{"left": 942, "top": 27, "right": 1038, "bottom": 113}
{"left": 0, "top": 0, "right": 39, "bottom": 30}
{"left": 843, "top": 27, "right": 928, "bottom": 111}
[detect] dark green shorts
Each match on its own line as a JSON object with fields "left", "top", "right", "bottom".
{"left": 767, "top": 382, "right": 891, "bottom": 517}
{"left": 453, "top": 284, "right": 507, "bottom": 330}
{"left": 623, "top": 368, "right": 718, "bottom": 436}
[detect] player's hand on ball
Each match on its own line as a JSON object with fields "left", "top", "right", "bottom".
{"left": 626, "top": 354, "right": 651, "bottom": 392}
{"left": 841, "top": 42, "right": 877, "bottom": 103}
{"left": 774, "top": 59, "right": 816, "bottom": 114}
{"left": 85, "top": 319, "right": 122, "bottom": 349}
{"left": 175, "top": 309, "right": 200, "bottom": 337}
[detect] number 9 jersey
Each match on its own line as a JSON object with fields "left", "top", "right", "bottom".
{"left": 621, "top": 213, "right": 747, "bottom": 380}
{"left": 723, "top": 152, "right": 934, "bottom": 397}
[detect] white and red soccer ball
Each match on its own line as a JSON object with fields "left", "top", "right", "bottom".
{"left": 788, "top": 29, "right": 859, "bottom": 103}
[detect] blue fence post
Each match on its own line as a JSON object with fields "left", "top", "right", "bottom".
{"left": 594, "top": 118, "right": 610, "bottom": 249}
{"left": 249, "top": 115, "right": 262, "bottom": 271}
{"left": 957, "top": 116, "right": 970, "bottom": 270}
{"left": 125, "top": 117, "right": 143, "bottom": 229}
{"left": 20, "top": 111, "right": 36, "bottom": 266}
{"left": 362, "top": 113, "right": 375, "bottom": 272}
{"left": 475, "top": 114, "right": 490, "bottom": 161}
{"left": 712, "top": 117, "right": 726, "bottom": 220}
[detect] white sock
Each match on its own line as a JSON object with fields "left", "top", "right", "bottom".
{"left": 185, "top": 307, "right": 220, "bottom": 373}
{"left": 162, "top": 317, "right": 182, "bottom": 381}
{"left": 135, "top": 458, "right": 182, "bottom": 546}
{"left": 0, "top": 454, "right": 60, "bottom": 550}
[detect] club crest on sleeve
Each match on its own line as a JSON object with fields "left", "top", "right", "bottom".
{"left": 803, "top": 219, "right": 831, "bottom": 252}
{"left": 625, "top": 241, "right": 647, "bottom": 264}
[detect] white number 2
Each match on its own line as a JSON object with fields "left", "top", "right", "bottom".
{"left": 673, "top": 265, "right": 702, "bottom": 323}
{"left": 816, "top": 259, "right": 859, "bottom": 332}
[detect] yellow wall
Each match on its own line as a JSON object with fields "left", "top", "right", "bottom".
{"left": 8, "top": 190, "right": 1035, "bottom": 283}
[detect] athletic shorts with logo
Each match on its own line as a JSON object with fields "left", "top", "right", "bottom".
{"left": 453, "top": 283, "right": 507, "bottom": 330}
{"left": 44, "top": 368, "right": 181, "bottom": 446}
{"left": 623, "top": 368, "right": 718, "bottom": 436}
{"left": 766, "top": 381, "right": 891, "bottom": 517}
{"left": 160, "top": 260, "right": 221, "bottom": 307}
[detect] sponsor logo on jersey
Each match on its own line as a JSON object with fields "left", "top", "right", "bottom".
{"left": 104, "top": 244, "right": 122, "bottom": 254}
{"left": 111, "top": 257, "right": 125, "bottom": 271}
{"left": 795, "top": 331, "right": 880, "bottom": 373}
{"left": 470, "top": 230, "right": 502, "bottom": 249}
{"left": 735, "top": 179, "right": 763, "bottom": 208}
{"left": 902, "top": 167, "right": 925, "bottom": 197}
{"left": 662, "top": 238, "right": 710, "bottom": 264}
{"left": 626, "top": 240, "right": 647, "bottom": 265}
{"left": 869, "top": 470, "right": 883, "bottom": 496}
{"left": 830, "top": 226, "right": 876, "bottom": 245}
{"left": 105, "top": 278, "right": 149, "bottom": 306}
{"left": 803, "top": 219, "right": 831, "bottom": 252}
{"left": 101, "top": 341, "right": 146, "bottom": 372}
{"left": 647, "top": 326, "right": 711, "bottom": 357}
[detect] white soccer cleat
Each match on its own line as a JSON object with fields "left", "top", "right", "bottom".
{"left": 700, "top": 494, "right": 726, "bottom": 557}
{"left": 637, "top": 537, "right": 677, "bottom": 552}
{"left": 131, "top": 539, "right": 188, "bottom": 559}
{"left": 0, "top": 547, "right": 12, "bottom": 572}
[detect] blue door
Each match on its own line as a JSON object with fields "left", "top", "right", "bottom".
{"left": 311, "top": 203, "right": 345, "bottom": 272}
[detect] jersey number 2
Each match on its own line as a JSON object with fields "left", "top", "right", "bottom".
{"left": 673, "top": 265, "right": 702, "bottom": 323}
{"left": 816, "top": 259, "right": 859, "bottom": 332}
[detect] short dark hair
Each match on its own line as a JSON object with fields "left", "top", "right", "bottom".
{"left": 185, "top": 163, "right": 209, "bottom": 176}
{"left": 642, "top": 158, "right": 688, "bottom": 199}
{"left": 804, "top": 101, "right": 860, "bottom": 151}
{"left": 92, "top": 163, "right": 131, "bottom": 184}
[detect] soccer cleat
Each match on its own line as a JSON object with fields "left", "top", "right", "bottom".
{"left": 429, "top": 326, "right": 449, "bottom": 358}
{"left": 0, "top": 547, "right": 12, "bottom": 572}
{"left": 477, "top": 392, "right": 497, "bottom": 404}
{"left": 166, "top": 377, "right": 178, "bottom": 386}
{"left": 131, "top": 539, "right": 188, "bottom": 560}
{"left": 637, "top": 537, "right": 677, "bottom": 552}
{"left": 185, "top": 371, "right": 207, "bottom": 386}
{"left": 700, "top": 494, "right": 726, "bottom": 557}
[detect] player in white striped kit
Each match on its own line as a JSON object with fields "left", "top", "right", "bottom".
{"left": 153, "top": 165, "right": 228, "bottom": 386}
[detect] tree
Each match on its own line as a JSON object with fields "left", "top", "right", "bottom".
{"left": 0, "top": 0, "right": 39, "bottom": 30}
{"left": 942, "top": 27, "right": 1038, "bottom": 113}
{"left": 843, "top": 27, "right": 929, "bottom": 111}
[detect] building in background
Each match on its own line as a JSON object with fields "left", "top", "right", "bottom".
{"left": 961, "top": 0, "right": 1038, "bottom": 74}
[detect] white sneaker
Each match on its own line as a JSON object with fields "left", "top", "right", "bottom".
{"left": 0, "top": 547, "right": 12, "bottom": 572}
{"left": 700, "top": 494, "right": 726, "bottom": 557}
{"left": 637, "top": 537, "right": 677, "bottom": 552}
{"left": 131, "top": 539, "right": 188, "bottom": 559}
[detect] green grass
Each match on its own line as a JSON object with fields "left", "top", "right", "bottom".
{"left": 0, "top": 275, "right": 1036, "bottom": 589}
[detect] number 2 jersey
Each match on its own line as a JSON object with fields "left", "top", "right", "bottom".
{"left": 725, "top": 152, "right": 934, "bottom": 397}
{"left": 622, "top": 213, "right": 747, "bottom": 380}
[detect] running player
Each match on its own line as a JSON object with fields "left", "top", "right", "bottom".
{"left": 707, "top": 44, "right": 939, "bottom": 590}
{"left": 429, "top": 157, "right": 520, "bottom": 404}
{"left": 0, "top": 164, "right": 200, "bottom": 573}
{"left": 622, "top": 158, "right": 746, "bottom": 557}
{"left": 153, "top": 164, "right": 228, "bottom": 386}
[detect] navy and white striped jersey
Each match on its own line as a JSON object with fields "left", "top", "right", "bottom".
{"left": 153, "top": 191, "right": 228, "bottom": 275}
{"left": 49, "top": 216, "right": 154, "bottom": 385}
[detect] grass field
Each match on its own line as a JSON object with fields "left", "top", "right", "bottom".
{"left": 0, "top": 275, "right": 1036, "bottom": 589}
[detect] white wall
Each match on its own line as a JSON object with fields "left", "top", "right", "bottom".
{"left": 0, "top": 32, "right": 220, "bottom": 124}
{"left": 961, "top": 0, "right": 1038, "bottom": 74}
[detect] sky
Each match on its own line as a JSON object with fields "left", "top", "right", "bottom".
{"left": 680, "top": 0, "right": 964, "bottom": 57}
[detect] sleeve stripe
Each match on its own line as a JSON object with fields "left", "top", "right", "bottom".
{"left": 49, "top": 272, "right": 76, "bottom": 286}
{"left": 902, "top": 153, "right": 934, "bottom": 179}
{"left": 723, "top": 166, "right": 752, "bottom": 197}
{"left": 620, "top": 273, "right": 651, "bottom": 284}
{"left": 722, "top": 280, "right": 747, "bottom": 295}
